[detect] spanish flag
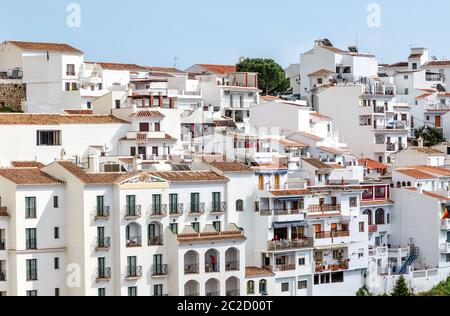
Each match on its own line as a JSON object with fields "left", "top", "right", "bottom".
{"left": 442, "top": 206, "right": 449, "bottom": 221}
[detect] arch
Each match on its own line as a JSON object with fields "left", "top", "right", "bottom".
{"left": 205, "top": 278, "right": 220, "bottom": 296}
{"left": 375, "top": 208, "right": 385, "bottom": 225}
{"left": 247, "top": 280, "right": 255, "bottom": 295}
{"left": 402, "top": 182, "right": 406, "bottom": 187}
{"left": 236, "top": 199, "right": 244, "bottom": 212}
{"left": 259, "top": 279, "right": 268, "bottom": 295}
{"left": 397, "top": 182, "right": 401, "bottom": 188}
{"left": 184, "top": 280, "right": 200, "bottom": 297}
{"left": 226, "top": 276, "right": 240, "bottom": 297}
{"left": 225, "top": 247, "right": 240, "bottom": 271}
{"left": 148, "top": 222, "right": 163, "bottom": 246}
{"left": 184, "top": 250, "right": 200, "bottom": 274}
{"left": 363, "top": 209, "right": 373, "bottom": 226}
{"left": 126, "top": 222, "right": 142, "bottom": 247}
{"left": 407, "top": 182, "right": 412, "bottom": 187}
{"left": 205, "top": 249, "right": 220, "bottom": 273}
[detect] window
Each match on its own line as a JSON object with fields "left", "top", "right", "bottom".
{"left": 115, "top": 100, "right": 121, "bottom": 109}
{"left": 331, "top": 272, "right": 344, "bottom": 283}
{"left": 298, "top": 280, "right": 308, "bottom": 290}
{"left": 317, "top": 78, "right": 323, "bottom": 85}
{"left": 104, "top": 164, "right": 120, "bottom": 172}
{"left": 314, "top": 275, "right": 320, "bottom": 285}
{"left": 26, "top": 259, "right": 38, "bottom": 281}
{"left": 343, "top": 66, "right": 351, "bottom": 73}
{"left": 349, "top": 197, "right": 357, "bottom": 208}
{"left": 212, "top": 192, "right": 221, "bottom": 212}
{"left": 65, "top": 82, "right": 71, "bottom": 91}
{"left": 71, "top": 82, "right": 78, "bottom": 91}
{"left": 169, "top": 194, "right": 178, "bottom": 214}
{"left": 54, "top": 257, "right": 60, "bottom": 270}
{"left": 96, "top": 196, "right": 105, "bottom": 216}
{"left": 152, "top": 194, "right": 162, "bottom": 214}
{"left": 55, "top": 288, "right": 60, "bottom": 296}
{"left": 236, "top": 200, "right": 244, "bottom": 212}
{"left": 87, "top": 101, "right": 92, "bottom": 109}
{"left": 446, "top": 254, "right": 450, "bottom": 263}
{"left": 25, "top": 228, "right": 37, "bottom": 250}
{"left": 213, "top": 221, "right": 221, "bottom": 232}
{"left": 247, "top": 281, "right": 255, "bottom": 295}
{"left": 320, "top": 273, "right": 331, "bottom": 284}
{"left": 169, "top": 223, "right": 178, "bottom": 234}
{"left": 359, "top": 222, "right": 365, "bottom": 232}
{"left": 154, "top": 284, "right": 164, "bottom": 297}
{"left": 404, "top": 75, "right": 409, "bottom": 80}
{"left": 139, "top": 123, "right": 150, "bottom": 132}
{"left": 412, "top": 63, "right": 417, "bottom": 70}
{"left": 405, "top": 88, "right": 409, "bottom": 95}
{"left": 25, "top": 197, "right": 36, "bottom": 218}
{"left": 126, "top": 195, "right": 137, "bottom": 215}
{"left": 54, "top": 227, "right": 60, "bottom": 239}
{"left": 190, "top": 193, "right": 200, "bottom": 213}
{"left": 37, "top": 130, "right": 61, "bottom": 146}
{"left": 298, "top": 257, "right": 306, "bottom": 266}
{"left": 128, "top": 287, "right": 138, "bottom": 297}
{"left": 26, "top": 290, "right": 37, "bottom": 297}
{"left": 66, "top": 64, "right": 75, "bottom": 76}
{"left": 192, "top": 222, "right": 200, "bottom": 233}
{"left": 51, "top": 197, "right": 58, "bottom": 210}
{"left": 375, "top": 209, "right": 385, "bottom": 225}
{"left": 98, "top": 288, "right": 106, "bottom": 297}
{"left": 281, "top": 282, "right": 289, "bottom": 292}
{"left": 259, "top": 279, "right": 267, "bottom": 294}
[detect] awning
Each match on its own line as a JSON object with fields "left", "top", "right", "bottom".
{"left": 275, "top": 197, "right": 305, "bottom": 201}
{"left": 315, "top": 243, "right": 349, "bottom": 250}
{"left": 273, "top": 221, "right": 309, "bottom": 229}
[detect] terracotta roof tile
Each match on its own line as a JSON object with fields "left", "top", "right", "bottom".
{"left": 85, "top": 62, "right": 147, "bottom": 71}
{"left": 197, "top": 64, "right": 237, "bottom": 75}
{"left": 149, "top": 171, "right": 229, "bottom": 183}
{"left": 177, "top": 230, "right": 246, "bottom": 244}
{"left": 0, "top": 114, "right": 128, "bottom": 125}
{"left": 207, "top": 161, "right": 254, "bottom": 173}
{"left": 291, "top": 131, "right": 324, "bottom": 141}
{"left": 144, "top": 66, "right": 184, "bottom": 73}
{"left": 423, "top": 191, "right": 450, "bottom": 201}
{"left": 0, "top": 168, "right": 65, "bottom": 186}
{"left": 6, "top": 40, "right": 83, "bottom": 54}
{"left": 246, "top": 267, "right": 275, "bottom": 278}
{"left": 11, "top": 161, "right": 45, "bottom": 168}
{"left": 129, "top": 111, "right": 165, "bottom": 118}
{"left": 308, "top": 69, "right": 335, "bottom": 77}
{"left": 310, "top": 112, "right": 332, "bottom": 120}
{"left": 396, "top": 169, "right": 437, "bottom": 179}
{"left": 411, "top": 147, "right": 444, "bottom": 155}
{"left": 425, "top": 60, "right": 450, "bottom": 67}
{"left": 361, "top": 199, "right": 394, "bottom": 206}
{"left": 411, "top": 166, "right": 450, "bottom": 177}
{"left": 358, "top": 158, "right": 389, "bottom": 170}
{"left": 302, "top": 158, "right": 333, "bottom": 170}
{"left": 64, "top": 110, "right": 94, "bottom": 115}
{"left": 270, "top": 189, "right": 312, "bottom": 196}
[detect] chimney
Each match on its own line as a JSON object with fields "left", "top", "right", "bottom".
{"left": 133, "top": 156, "right": 142, "bottom": 172}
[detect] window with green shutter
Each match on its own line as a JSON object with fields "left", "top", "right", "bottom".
{"left": 25, "top": 228, "right": 37, "bottom": 250}
{"left": 25, "top": 197, "right": 36, "bottom": 219}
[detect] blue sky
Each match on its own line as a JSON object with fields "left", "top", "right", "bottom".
{"left": 1, "top": 0, "right": 449, "bottom": 69}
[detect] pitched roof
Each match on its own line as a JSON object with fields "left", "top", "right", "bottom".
{"left": 409, "top": 166, "right": 450, "bottom": 177}
{"left": 317, "top": 146, "right": 346, "bottom": 155}
{"left": 308, "top": 69, "right": 335, "bottom": 77}
{"left": 148, "top": 171, "right": 229, "bottom": 183}
{"left": 411, "top": 147, "right": 444, "bottom": 155}
{"left": 64, "top": 110, "right": 94, "bottom": 115}
{"left": 302, "top": 158, "right": 333, "bottom": 170}
{"left": 396, "top": 169, "right": 437, "bottom": 179}
{"left": 358, "top": 158, "right": 389, "bottom": 170}
{"left": 0, "top": 168, "right": 65, "bottom": 186}
{"left": 425, "top": 60, "right": 450, "bottom": 67}
{"left": 144, "top": 66, "right": 184, "bottom": 73}
{"left": 385, "top": 62, "right": 409, "bottom": 68}
{"left": 290, "top": 131, "right": 324, "bottom": 141}
{"left": 129, "top": 111, "right": 165, "bottom": 118}
{"left": 246, "top": 267, "right": 275, "bottom": 278}
{"left": 197, "top": 64, "right": 237, "bottom": 75}
{"left": 310, "top": 112, "right": 332, "bottom": 120}
{"left": 416, "top": 93, "right": 433, "bottom": 100}
{"left": 260, "top": 95, "right": 283, "bottom": 102}
{"left": 267, "top": 137, "right": 308, "bottom": 148}
{"left": 361, "top": 199, "right": 395, "bottom": 206}
{"left": 85, "top": 62, "right": 147, "bottom": 71}
{"left": 270, "top": 189, "right": 312, "bottom": 196}
{"left": 0, "top": 114, "right": 128, "bottom": 125}
{"left": 207, "top": 161, "right": 255, "bottom": 173}
{"left": 423, "top": 191, "right": 450, "bottom": 201}
{"left": 6, "top": 40, "right": 83, "bottom": 54}
{"left": 11, "top": 161, "right": 45, "bottom": 168}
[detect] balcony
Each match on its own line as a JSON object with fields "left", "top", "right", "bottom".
{"left": 151, "top": 264, "right": 168, "bottom": 277}
{"left": 440, "top": 243, "right": 450, "bottom": 254}
{"left": 225, "top": 261, "right": 240, "bottom": 271}
{"left": 150, "top": 205, "right": 168, "bottom": 218}
{"left": 139, "top": 154, "right": 169, "bottom": 162}
{"left": 210, "top": 202, "right": 227, "bottom": 214}
{"left": 184, "top": 264, "right": 200, "bottom": 275}
{"left": 125, "top": 266, "right": 143, "bottom": 280}
{"left": 169, "top": 204, "right": 184, "bottom": 216}
{"left": 373, "top": 107, "right": 385, "bottom": 114}
{"left": 94, "top": 206, "right": 111, "bottom": 220}
{"left": 95, "top": 237, "right": 111, "bottom": 251}
{"left": 315, "top": 231, "right": 350, "bottom": 239}
{"left": 441, "top": 219, "right": 450, "bottom": 230}
{"left": 124, "top": 206, "right": 142, "bottom": 220}
{"left": 126, "top": 236, "right": 142, "bottom": 248}
{"left": 0, "top": 270, "right": 5, "bottom": 282}
{"left": 426, "top": 72, "right": 445, "bottom": 82}
{"left": 148, "top": 235, "right": 164, "bottom": 246}
{"left": 267, "top": 264, "right": 296, "bottom": 272}
{"left": 267, "top": 238, "right": 313, "bottom": 251}
{"left": 96, "top": 268, "right": 111, "bottom": 282}
{"left": 206, "top": 291, "right": 220, "bottom": 297}
{"left": 260, "top": 208, "right": 303, "bottom": 216}
{"left": 187, "top": 203, "right": 206, "bottom": 215}
{"left": 308, "top": 204, "right": 341, "bottom": 214}
{"left": 386, "top": 143, "right": 396, "bottom": 152}
{"left": 315, "top": 259, "right": 350, "bottom": 273}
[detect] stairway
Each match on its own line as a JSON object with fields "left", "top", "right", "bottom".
{"left": 398, "top": 247, "right": 419, "bottom": 275}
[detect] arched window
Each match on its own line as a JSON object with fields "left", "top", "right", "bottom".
{"left": 375, "top": 209, "right": 385, "bottom": 225}
{"left": 259, "top": 279, "right": 267, "bottom": 294}
{"left": 247, "top": 281, "right": 255, "bottom": 295}
{"left": 236, "top": 200, "right": 244, "bottom": 212}
{"left": 363, "top": 209, "right": 373, "bottom": 226}
{"left": 402, "top": 182, "right": 406, "bottom": 187}
{"left": 397, "top": 182, "right": 401, "bottom": 188}
{"left": 407, "top": 182, "right": 411, "bottom": 187}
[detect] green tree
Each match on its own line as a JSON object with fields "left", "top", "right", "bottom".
{"left": 236, "top": 58, "right": 291, "bottom": 96}
{"left": 391, "top": 276, "right": 412, "bottom": 296}
{"left": 414, "top": 126, "right": 445, "bottom": 147}
{"left": 356, "top": 286, "right": 372, "bottom": 296}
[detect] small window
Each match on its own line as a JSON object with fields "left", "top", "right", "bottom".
{"left": 53, "top": 196, "right": 59, "bottom": 208}
{"left": 66, "top": 64, "right": 75, "bottom": 76}
{"left": 359, "top": 222, "right": 365, "bottom": 232}
{"left": 298, "top": 280, "right": 308, "bottom": 290}
{"left": 321, "top": 274, "right": 331, "bottom": 284}
{"left": 55, "top": 288, "right": 60, "bottom": 296}
{"left": 98, "top": 288, "right": 106, "bottom": 296}
{"left": 317, "top": 78, "right": 323, "bottom": 85}
{"left": 87, "top": 101, "right": 92, "bottom": 109}
{"left": 54, "top": 257, "right": 60, "bottom": 270}
{"left": 192, "top": 222, "right": 200, "bottom": 233}
{"left": 331, "top": 272, "right": 344, "bottom": 283}
{"left": 128, "top": 287, "right": 138, "bottom": 297}
{"left": 259, "top": 279, "right": 267, "bottom": 294}
{"left": 37, "top": 131, "right": 61, "bottom": 146}
{"left": 169, "top": 223, "right": 178, "bottom": 234}
{"left": 213, "top": 221, "right": 221, "bottom": 232}
{"left": 115, "top": 100, "right": 121, "bottom": 109}
{"left": 314, "top": 275, "right": 320, "bottom": 285}
{"left": 236, "top": 200, "right": 244, "bottom": 212}
{"left": 349, "top": 197, "right": 357, "bottom": 208}
{"left": 54, "top": 227, "right": 60, "bottom": 239}
{"left": 412, "top": 63, "right": 417, "bottom": 70}
{"left": 281, "top": 282, "right": 289, "bottom": 292}
{"left": 247, "top": 281, "right": 255, "bottom": 295}
{"left": 298, "top": 257, "right": 306, "bottom": 266}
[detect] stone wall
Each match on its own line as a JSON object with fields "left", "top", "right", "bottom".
{"left": 0, "top": 79, "right": 25, "bottom": 111}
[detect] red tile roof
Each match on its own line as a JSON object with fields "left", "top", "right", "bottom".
{"left": 308, "top": 69, "right": 335, "bottom": 77}
{"left": 310, "top": 112, "right": 332, "bottom": 120}
{"left": 197, "top": 64, "right": 237, "bottom": 75}
{"left": 291, "top": 131, "right": 324, "bottom": 141}
{"left": 11, "top": 161, "right": 45, "bottom": 168}
{"left": 6, "top": 40, "right": 83, "bottom": 54}
{"left": 246, "top": 267, "right": 275, "bottom": 278}
{"left": 396, "top": 169, "right": 437, "bottom": 179}
{"left": 129, "top": 111, "right": 165, "bottom": 118}
{"left": 207, "top": 161, "right": 254, "bottom": 173}
{"left": 358, "top": 158, "right": 389, "bottom": 170}
{"left": 270, "top": 189, "right": 312, "bottom": 196}
{"left": 85, "top": 62, "right": 147, "bottom": 71}
{"left": 0, "top": 168, "right": 65, "bottom": 186}
{"left": 0, "top": 114, "right": 128, "bottom": 125}
{"left": 64, "top": 110, "right": 94, "bottom": 115}
{"left": 423, "top": 191, "right": 450, "bottom": 201}
{"left": 177, "top": 230, "right": 246, "bottom": 244}
{"left": 144, "top": 66, "right": 184, "bottom": 73}
{"left": 426, "top": 60, "right": 450, "bottom": 67}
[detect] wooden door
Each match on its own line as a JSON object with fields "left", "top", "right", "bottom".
{"left": 435, "top": 116, "right": 442, "bottom": 128}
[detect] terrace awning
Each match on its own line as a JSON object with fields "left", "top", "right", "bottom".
{"left": 273, "top": 221, "right": 309, "bottom": 229}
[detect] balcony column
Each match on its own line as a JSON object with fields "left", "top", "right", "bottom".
{"left": 150, "top": 94, "right": 154, "bottom": 107}
{"left": 158, "top": 95, "right": 164, "bottom": 108}
{"left": 287, "top": 227, "right": 292, "bottom": 240}
{"left": 141, "top": 97, "right": 146, "bottom": 108}
{"left": 169, "top": 97, "right": 175, "bottom": 109}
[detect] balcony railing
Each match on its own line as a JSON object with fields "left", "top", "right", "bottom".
{"left": 386, "top": 143, "right": 396, "bottom": 152}
{"left": 96, "top": 267, "right": 112, "bottom": 282}
{"left": 260, "top": 208, "right": 303, "bottom": 216}
{"left": 148, "top": 235, "right": 164, "bottom": 246}
{"left": 226, "top": 289, "right": 240, "bottom": 297}
{"left": 186, "top": 292, "right": 200, "bottom": 297}
{"left": 440, "top": 243, "right": 450, "bottom": 254}
{"left": 315, "top": 231, "right": 350, "bottom": 239}
{"left": 0, "top": 270, "right": 6, "bottom": 282}
{"left": 169, "top": 203, "right": 184, "bottom": 216}
{"left": 150, "top": 204, "right": 168, "bottom": 217}
{"left": 188, "top": 203, "right": 206, "bottom": 215}
{"left": 315, "top": 260, "right": 350, "bottom": 273}
{"left": 185, "top": 264, "right": 200, "bottom": 275}
{"left": 225, "top": 261, "right": 240, "bottom": 271}
{"left": 96, "top": 237, "right": 111, "bottom": 250}
{"left": 426, "top": 73, "right": 445, "bottom": 82}
{"left": 205, "top": 262, "right": 220, "bottom": 273}
{"left": 308, "top": 204, "right": 341, "bottom": 213}
{"left": 268, "top": 264, "right": 296, "bottom": 272}
{"left": 124, "top": 205, "right": 142, "bottom": 219}
{"left": 151, "top": 264, "right": 168, "bottom": 276}
{"left": 374, "top": 107, "right": 385, "bottom": 114}
{"left": 441, "top": 219, "right": 450, "bottom": 230}
{"left": 210, "top": 202, "right": 227, "bottom": 214}
{"left": 126, "top": 266, "right": 143, "bottom": 279}
{"left": 126, "top": 236, "right": 142, "bottom": 248}
{"left": 0, "top": 239, "right": 5, "bottom": 251}
{"left": 206, "top": 291, "right": 220, "bottom": 297}
{"left": 95, "top": 206, "right": 111, "bottom": 220}
{"left": 267, "top": 238, "right": 313, "bottom": 251}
